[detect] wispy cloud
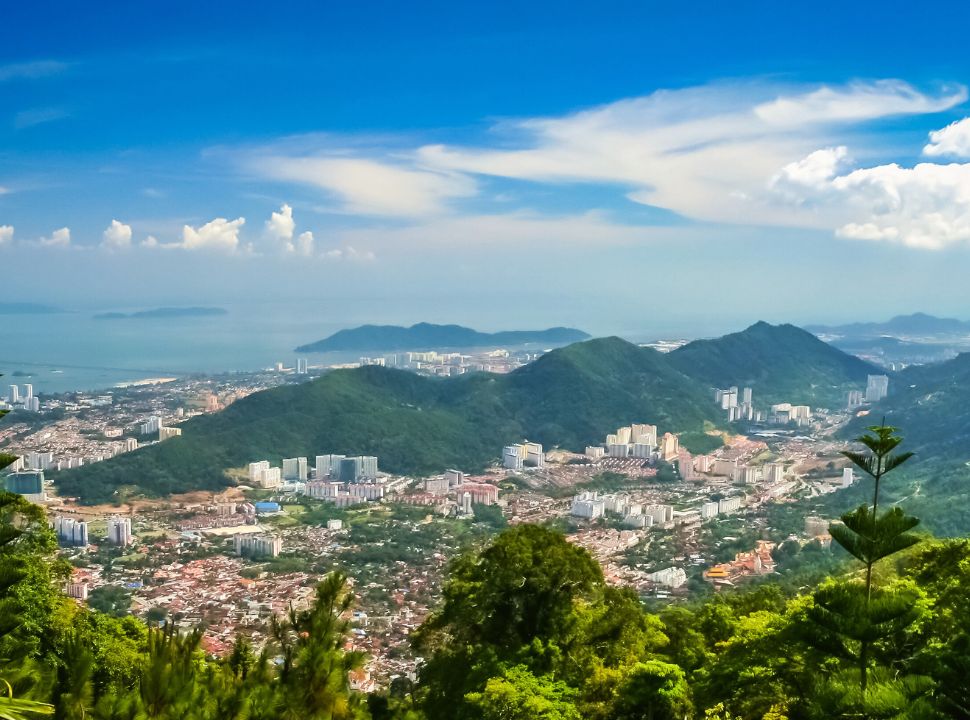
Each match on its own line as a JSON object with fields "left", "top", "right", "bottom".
{"left": 14, "top": 107, "right": 69, "bottom": 129}
{"left": 251, "top": 154, "right": 476, "bottom": 217}
{"left": 0, "top": 60, "right": 68, "bottom": 82}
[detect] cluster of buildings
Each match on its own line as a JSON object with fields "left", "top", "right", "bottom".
{"left": 704, "top": 540, "right": 777, "bottom": 586}
{"left": 399, "top": 469, "right": 501, "bottom": 516}
{"left": 360, "top": 348, "right": 534, "bottom": 377}
{"left": 570, "top": 489, "right": 743, "bottom": 527}
{"left": 583, "top": 423, "right": 682, "bottom": 463}
{"left": 715, "top": 387, "right": 759, "bottom": 422}
{"left": 50, "top": 513, "right": 134, "bottom": 548}
{"left": 570, "top": 491, "right": 676, "bottom": 528}
{"left": 715, "top": 386, "right": 813, "bottom": 426}
{"left": 2, "top": 384, "right": 40, "bottom": 413}
{"left": 502, "top": 442, "right": 545, "bottom": 470}
{"left": 248, "top": 453, "right": 380, "bottom": 490}
{"left": 140, "top": 416, "right": 182, "bottom": 440}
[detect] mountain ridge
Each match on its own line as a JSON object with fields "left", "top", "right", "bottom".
{"left": 57, "top": 323, "right": 877, "bottom": 503}
{"left": 295, "top": 322, "right": 590, "bottom": 352}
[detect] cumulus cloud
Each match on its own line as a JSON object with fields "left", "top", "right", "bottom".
{"left": 0, "top": 226, "right": 12, "bottom": 245}
{"left": 265, "top": 203, "right": 296, "bottom": 246}
{"left": 101, "top": 219, "right": 133, "bottom": 250}
{"left": 294, "top": 231, "right": 314, "bottom": 256}
{"left": 830, "top": 162, "right": 970, "bottom": 249}
{"left": 38, "top": 227, "right": 70, "bottom": 247}
{"left": 180, "top": 217, "right": 245, "bottom": 252}
{"left": 769, "top": 143, "right": 970, "bottom": 249}
{"left": 142, "top": 235, "right": 159, "bottom": 248}
{"left": 923, "top": 117, "right": 970, "bottom": 158}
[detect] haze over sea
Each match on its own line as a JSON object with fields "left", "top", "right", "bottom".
{"left": 0, "top": 301, "right": 749, "bottom": 394}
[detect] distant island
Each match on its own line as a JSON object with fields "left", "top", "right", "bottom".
{"left": 805, "top": 312, "right": 970, "bottom": 338}
{"left": 0, "top": 302, "right": 64, "bottom": 314}
{"left": 295, "top": 322, "right": 591, "bottom": 352}
{"left": 93, "top": 307, "right": 229, "bottom": 320}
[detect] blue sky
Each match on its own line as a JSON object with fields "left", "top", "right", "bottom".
{"left": 4, "top": 1, "right": 970, "bottom": 336}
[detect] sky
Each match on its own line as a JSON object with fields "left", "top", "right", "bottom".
{"left": 4, "top": 1, "right": 970, "bottom": 336}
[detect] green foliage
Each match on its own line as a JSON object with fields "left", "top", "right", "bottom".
{"left": 86, "top": 586, "right": 132, "bottom": 617}
{"left": 465, "top": 666, "right": 582, "bottom": 720}
{"left": 667, "top": 321, "right": 877, "bottom": 406}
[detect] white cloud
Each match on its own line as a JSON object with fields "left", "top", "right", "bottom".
{"left": 102, "top": 219, "right": 133, "bottom": 250}
{"left": 142, "top": 235, "right": 159, "bottom": 248}
{"left": 0, "top": 226, "right": 12, "bottom": 245}
{"left": 770, "top": 142, "right": 970, "bottom": 249}
{"left": 0, "top": 60, "right": 68, "bottom": 82}
{"left": 180, "top": 217, "right": 245, "bottom": 252}
{"left": 753, "top": 80, "right": 966, "bottom": 126}
{"left": 14, "top": 107, "right": 69, "bottom": 130}
{"left": 415, "top": 79, "right": 965, "bottom": 229}
{"left": 251, "top": 155, "right": 476, "bottom": 217}
{"left": 294, "top": 231, "right": 314, "bottom": 257}
{"left": 923, "top": 117, "right": 970, "bottom": 158}
{"left": 0, "top": 186, "right": 9, "bottom": 195}
{"left": 38, "top": 227, "right": 70, "bottom": 247}
{"left": 265, "top": 203, "right": 296, "bottom": 247}
{"left": 830, "top": 162, "right": 970, "bottom": 249}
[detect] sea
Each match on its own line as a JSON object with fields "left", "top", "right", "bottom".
{"left": 0, "top": 300, "right": 741, "bottom": 395}
{"left": 0, "top": 301, "right": 354, "bottom": 395}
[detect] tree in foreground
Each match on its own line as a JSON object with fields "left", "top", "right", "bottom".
{"left": 412, "top": 524, "right": 677, "bottom": 720}
{"left": 0, "top": 377, "right": 55, "bottom": 718}
{"left": 807, "top": 424, "right": 927, "bottom": 716}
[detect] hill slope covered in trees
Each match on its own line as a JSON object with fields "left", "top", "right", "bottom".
{"left": 668, "top": 321, "right": 879, "bottom": 406}
{"left": 57, "top": 337, "right": 721, "bottom": 503}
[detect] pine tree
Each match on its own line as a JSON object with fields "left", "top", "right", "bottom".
{"left": 807, "top": 424, "right": 926, "bottom": 716}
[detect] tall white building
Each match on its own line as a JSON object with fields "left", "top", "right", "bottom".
{"left": 846, "top": 390, "right": 864, "bottom": 409}
{"left": 865, "top": 375, "right": 889, "bottom": 403}
{"left": 234, "top": 534, "right": 282, "bottom": 558}
{"left": 502, "top": 445, "right": 524, "bottom": 470}
{"left": 524, "top": 442, "right": 545, "bottom": 468}
{"left": 140, "top": 416, "right": 161, "bottom": 435}
{"left": 106, "top": 516, "right": 133, "bottom": 546}
{"left": 842, "top": 467, "right": 854, "bottom": 488}
{"left": 54, "top": 517, "right": 89, "bottom": 547}
{"left": 282, "top": 457, "right": 308, "bottom": 481}
{"left": 8, "top": 385, "right": 19, "bottom": 404}
{"left": 570, "top": 492, "right": 606, "bottom": 519}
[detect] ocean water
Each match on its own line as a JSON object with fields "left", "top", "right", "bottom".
{"left": 0, "top": 302, "right": 351, "bottom": 394}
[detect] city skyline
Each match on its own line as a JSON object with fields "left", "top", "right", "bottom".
{"left": 3, "top": 2, "right": 970, "bottom": 330}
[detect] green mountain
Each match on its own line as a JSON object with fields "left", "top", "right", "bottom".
{"left": 668, "top": 321, "right": 879, "bottom": 406}
{"left": 56, "top": 336, "right": 720, "bottom": 503}
{"left": 295, "top": 322, "right": 590, "bottom": 352}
